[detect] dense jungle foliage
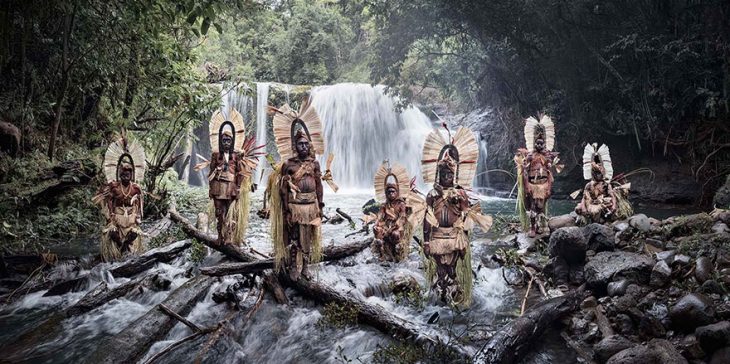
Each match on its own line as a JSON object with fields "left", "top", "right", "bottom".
{"left": 0, "top": 0, "right": 728, "bottom": 251}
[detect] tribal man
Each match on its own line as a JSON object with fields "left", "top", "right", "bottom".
{"left": 370, "top": 161, "right": 421, "bottom": 262}
{"left": 270, "top": 101, "right": 336, "bottom": 281}
{"left": 516, "top": 115, "right": 562, "bottom": 237}
{"left": 93, "top": 134, "right": 146, "bottom": 262}
{"left": 421, "top": 126, "right": 492, "bottom": 307}
{"left": 203, "top": 109, "right": 260, "bottom": 245}
{"left": 573, "top": 143, "right": 633, "bottom": 224}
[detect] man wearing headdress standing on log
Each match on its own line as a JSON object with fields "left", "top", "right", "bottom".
{"left": 201, "top": 109, "right": 261, "bottom": 245}
{"left": 516, "top": 115, "right": 562, "bottom": 238}
{"left": 93, "top": 133, "right": 146, "bottom": 262}
{"left": 269, "top": 100, "right": 338, "bottom": 281}
{"left": 421, "top": 126, "right": 493, "bottom": 307}
{"left": 369, "top": 161, "right": 425, "bottom": 262}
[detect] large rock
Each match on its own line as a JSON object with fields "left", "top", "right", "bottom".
{"left": 594, "top": 335, "right": 634, "bottom": 363}
{"left": 629, "top": 214, "right": 652, "bottom": 232}
{"left": 584, "top": 251, "right": 654, "bottom": 289}
{"left": 0, "top": 120, "right": 20, "bottom": 157}
{"left": 548, "top": 213, "right": 577, "bottom": 231}
{"left": 650, "top": 260, "right": 671, "bottom": 287}
{"left": 695, "top": 321, "right": 730, "bottom": 353}
{"left": 606, "top": 339, "right": 688, "bottom": 364}
{"left": 669, "top": 293, "right": 716, "bottom": 332}
{"left": 548, "top": 227, "right": 587, "bottom": 263}
{"left": 582, "top": 223, "right": 615, "bottom": 252}
{"left": 714, "top": 175, "right": 730, "bottom": 208}
{"left": 695, "top": 256, "right": 714, "bottom": 284}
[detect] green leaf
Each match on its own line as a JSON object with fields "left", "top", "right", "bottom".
{"left": 213, "top": 22, "right": 223, "bottom": 34}
{"left": 201, "top": 17, "right": 211, "bottom": 35}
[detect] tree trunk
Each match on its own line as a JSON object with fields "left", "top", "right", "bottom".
{"left": 472, "top": 288, "right": 586, "bottom": 364}
{"left": 83, "top": 275, "right": 215, "bottom": 364}
{"left": 47, "top": 8, "right": 74, "bottom": 160}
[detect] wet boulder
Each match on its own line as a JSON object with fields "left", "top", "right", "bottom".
{"left": 695, "top": 256, "right": 714, "bottom": 284}
{"left": 582, "top": 223, "right": 615, "bottom": 252}
{"left": 629, "top": 214, "right": 652, "bottom": 232}
{"left": 669, "top": 293, "right": 716, "bottom": 332}
{"left": 607, "top": 279, "right": 630, "bottom": 297}
{"left": 713, "top": 175, "right": 730, "bottom": 208}
{"left": 548, "top": 213, "right": 577, "bottom": 231}
{"left": 594, "top": 335, "right": 634, "bottom": 363}
{"left": 712, "top": 222, "right": 729, "bottom": 234}
{"left": 390, "top": 273, "right": 420, "bottom": 296}
{"left": 695, "top": 320, "right": 730, "bottom": 353}
{"left": 584, "top": 251, "right": 654, "bottom": 289}
{"left": 548, "top": 227, "right": 587, "bottom": 262}
{"left": 606, "top": 339, "right": 688, "bottom": 364}
{"left": 678, "top": 334, "right": 705, "bottom": 360}
{"left": 650, "top": 260, "right": 671, "bottom": 287}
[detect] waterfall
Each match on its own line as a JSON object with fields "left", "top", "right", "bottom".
{"left": 254, "top": 82, "right": 270, "bottom": 184}
{"left": 476, "top": 136, "right": 490, "bottom": 188}
{"left": 310, "top": 83, "right": 434, "bottom": 190}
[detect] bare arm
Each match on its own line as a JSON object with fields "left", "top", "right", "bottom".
{"left": 314, "top": 161, "right": 324, "bottom": 210}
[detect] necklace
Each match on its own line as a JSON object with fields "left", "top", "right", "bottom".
{"left": 120, "top": 183, "right": 133, "bottom": 200}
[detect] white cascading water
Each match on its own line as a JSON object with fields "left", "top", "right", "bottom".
{"left": 476, "top": 136, "right": 489, "bottom": 188}
{"left": 254, "top": 82, "right": 270, "bottom": 183}
{"left": 310, "top": 83, "right": 434, "bottom": 190}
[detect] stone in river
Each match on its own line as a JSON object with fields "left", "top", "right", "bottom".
{"left": 669, "top": 293, "right": 716, "bottom": 332}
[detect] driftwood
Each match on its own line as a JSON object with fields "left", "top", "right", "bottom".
{"left": 169, "top": 209, "right": 252, "bottom": 262}
{"left": 44, "top": 236, "right": 190, "bottom": 297}
{"left": 84, "top": 275, "right": 215, "bottom": 364}
{"left": 199, "top": 238, "right": 373, "bottom": 277}
{"left": 473, "top": 288, "right": 586, "bottom": 364}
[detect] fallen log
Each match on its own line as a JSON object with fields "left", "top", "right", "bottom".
{"left": 43, "top": 237, "right": 191, "bottom": 297}
{"left": 473, "top": 288, "right": 586, "bottom": 364}
{"left": 169, "top": 209, "right": 252, "bottom": 262}
{"left": 280, "top": 274, "right": 476, "bottom": 360}
{"left": 171, "top": 211, "right": 473, "bottom": 359}
{"left": 84, "top": 275, "right": 215, "bottom": 364}
{"left": 199, "top": 238, "right": 373, "bottom": 277}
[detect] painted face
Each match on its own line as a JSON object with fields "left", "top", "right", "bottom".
{"left": 535, "top": 138, "right": 545, "bottom": 152}
{"left": 221, "top": 134, "right": 233, "bottom": 151}
{"left": 386, "top": 186, "right": 399, "bottom": 201}
{"left": 296, "top": 137, "right": 310, "bottom": 158}
{"left": 120, "top": 168, "right": 132, "bottom": 184}
{"left": 439, "top": 167, "right": 454, "bottom": 188}
{"left": 592, "top": 168, "right": 604, "bottom": 181}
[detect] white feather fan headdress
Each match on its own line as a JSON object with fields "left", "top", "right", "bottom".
{"left": 270, "top": 99, "right": 325, "bottom": 159}
{"left": 103, "top": 134, "right": 146, "bottom": 183}
{"left": 524, "top": 115, "right": 555, "bottom": 152}
{"left": 209, "top": 108, "right": 247, "bottom": 154}
{"left": 374, "top": 161, "right": 412, "bottom": 203}
{"left": 582, "top": 143, "right": 613, "bottom": 181}
{"left": 421, "top": 126, "right": 479, "bottom": 188}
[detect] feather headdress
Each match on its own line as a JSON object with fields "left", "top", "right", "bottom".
{"left": 209, "top": 108, "right": 247, "bottom": 154}
{"left": 374, "top": 161, "right": 411, "bottom": 203}
{"left": 421, "top": 126, "right": 479, "bottom": 188}
{"left": 524, "top": 115, "right": 555, "bottom": 152}
{"left": 103, "top": 133, "right": 146, "bottom": 183}
{"left": 582, "top": 143, "right": 613, "bottom": 181}
{"left": 270, "top": 99, "right": 325, "bottom": 159}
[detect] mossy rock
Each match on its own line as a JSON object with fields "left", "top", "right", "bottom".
{"left": 663, "top": 213, "right": 714, "bottom": 238}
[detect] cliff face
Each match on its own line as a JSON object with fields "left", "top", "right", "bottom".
{"left": 449, "top": 108, "right": 705, "bottom": 205}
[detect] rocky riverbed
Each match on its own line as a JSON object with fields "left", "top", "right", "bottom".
{"left": 502, "top": 209, "right": 730, "bottom": 364}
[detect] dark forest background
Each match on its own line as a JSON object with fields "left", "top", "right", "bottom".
{"left": 0, "top": 0, "right": 728, "bottom": 250}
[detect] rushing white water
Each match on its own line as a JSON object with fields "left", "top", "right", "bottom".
{"left": 310, "top": 83, "right": 434, "bottom": 189}
{"left": 476, "top": 136, "right": 489, "bottom": 188}
{"left": 254, "top": 82, "right": 271, "bottom": 183}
